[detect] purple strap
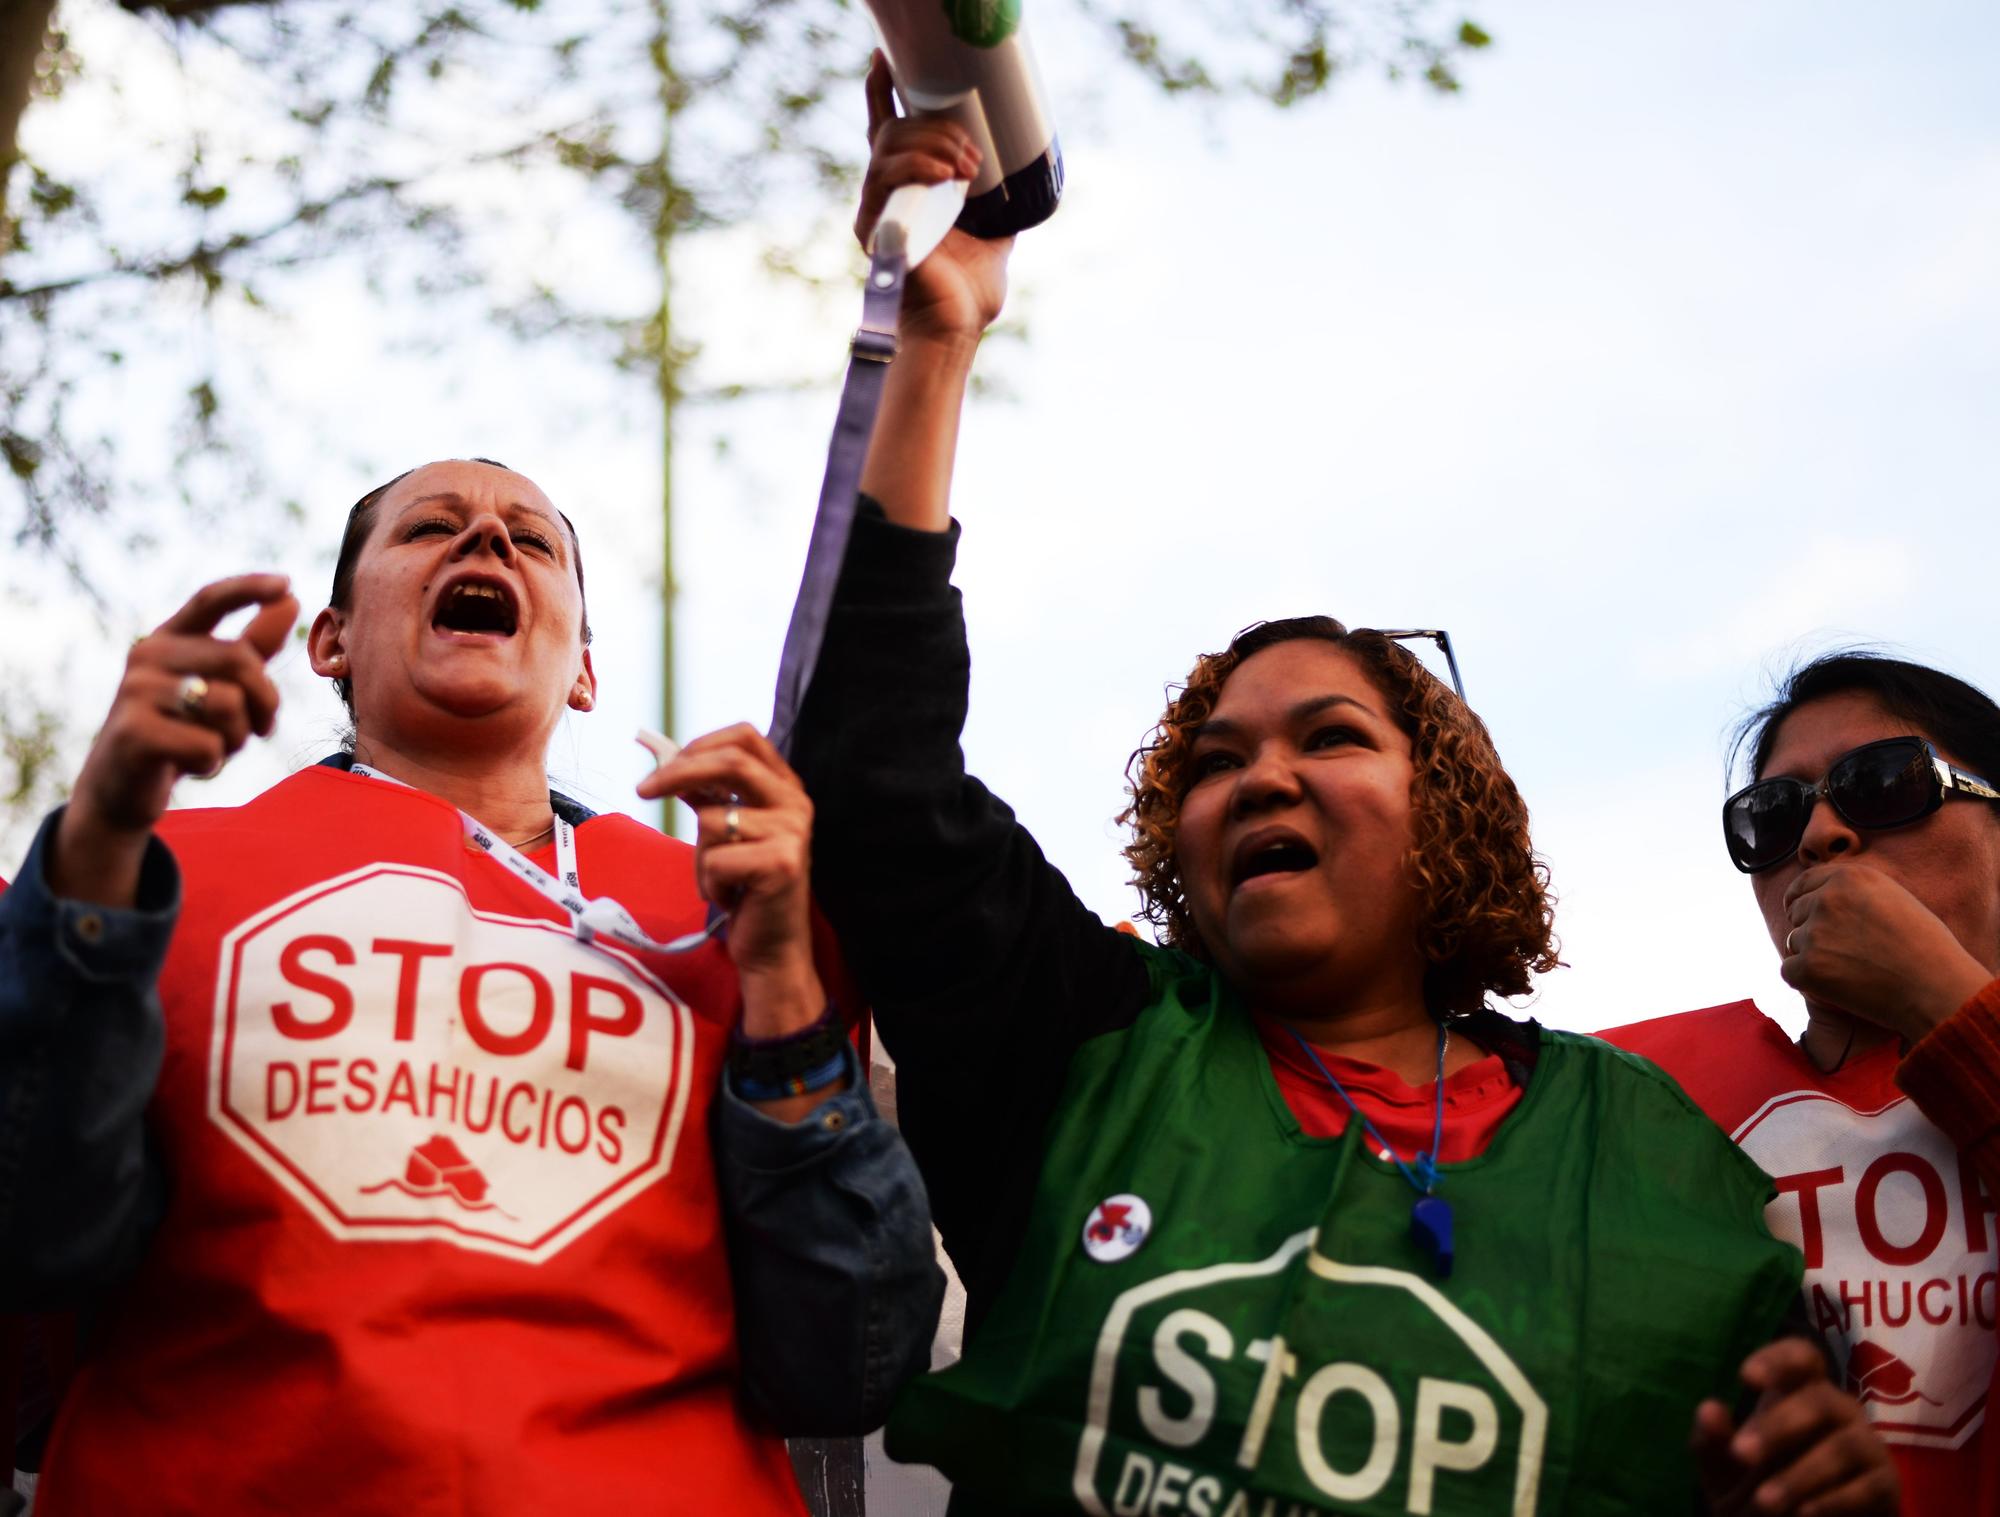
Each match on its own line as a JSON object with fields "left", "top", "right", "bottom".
{"left": 768, "top": 246, "right": 908, "bottom": 755}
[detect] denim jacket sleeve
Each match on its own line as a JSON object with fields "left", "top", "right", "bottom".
{"left": 712, "top": 1044, "right": 945, "bottom": 1436}
{"left": 0, "top": 808, "right": 177, "bottom": 1307}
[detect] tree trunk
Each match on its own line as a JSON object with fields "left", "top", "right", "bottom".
{"left": 0, "top": 0, "right": 58, "bottom": 241}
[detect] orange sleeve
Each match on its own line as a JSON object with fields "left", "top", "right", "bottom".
{"left": 1898, "top": 976, "right": 2000, "bottom": 1193}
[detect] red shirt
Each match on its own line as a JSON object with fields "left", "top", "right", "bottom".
{"left": 1606, "top": 1000, "right": 1999, "bottom": 1517}
{"left": 1255, "top": 1014, "right": 1524, "bottom": 1160}
{"left": 38, "top": 767, "right": 808, "bottom": 1517}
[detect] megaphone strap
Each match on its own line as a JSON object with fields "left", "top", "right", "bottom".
{"left": 768, "top": 243, "right": 908, "bottom": 755}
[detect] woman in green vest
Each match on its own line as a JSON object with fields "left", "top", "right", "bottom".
{"left": 786, "top": 65, "right": 1899, "bottom": 1515}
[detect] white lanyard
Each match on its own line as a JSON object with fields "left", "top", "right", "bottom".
{"left": 350, "top": 763, "right": 721, "bottom": 957}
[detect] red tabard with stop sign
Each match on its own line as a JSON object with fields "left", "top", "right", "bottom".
{"left": 1607, "top": 999, "right": 1999, "bottom": 1517}
{"left": 34, "top": 764, "right": 810, "bottom": 1517}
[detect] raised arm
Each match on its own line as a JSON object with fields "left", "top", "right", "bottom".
{"left": 1, "top": 575, "right": 297, "bottom": 1305}
{"left": 853, "top": 52, "right": 1007, "bottom": 538}
{"left": 788, "top": 63, "right": 1149, "bottom": 1298}
{"left": 801, "top": 60, "right": 1144, "bottom": 1049}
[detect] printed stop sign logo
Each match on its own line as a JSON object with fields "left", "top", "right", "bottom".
{"left": 207, "top": 864, "right": 695, "bottom": 1263}
{"left": 1736, "top": 1088, "right": 1999, "bottom": 1449}
{"left": 1073, "top": 1231, "right": 1545, "bottom": 1517}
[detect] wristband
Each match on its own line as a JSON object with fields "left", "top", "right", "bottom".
{"left": 729, "top": 1001, "right": 847, "bottom": 1089}
{"left": 731, "top": 1048, "right": 851, "bottom": 1103}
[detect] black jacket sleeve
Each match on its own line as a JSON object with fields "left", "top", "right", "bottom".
{"left": 788, "top": 502, "right": 1152, "bottom": 1318}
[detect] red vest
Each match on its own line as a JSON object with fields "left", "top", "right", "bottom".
{"left": 1606, "top": 1001, "right": 1998, "bottom": 1517}
{"left": 38, "top": 766, "right": 807, "bottom": 1516}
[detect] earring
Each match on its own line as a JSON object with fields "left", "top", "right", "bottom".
{"left": 327, "top": 655, "right": 346, "bottom": 672}
{"left": 573, "top": 687, "right": 593, "bottom": 711}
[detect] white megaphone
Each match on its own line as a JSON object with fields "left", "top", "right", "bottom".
{"left": 864, "top": 0, "right": 1063, "bottom": 267}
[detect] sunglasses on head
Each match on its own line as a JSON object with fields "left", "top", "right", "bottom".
{"left": 1721, "top": 736, "right": 2000, "bottom": 873}
{"left": 1371, "top": 629, "right": 1466, "bottom": 702}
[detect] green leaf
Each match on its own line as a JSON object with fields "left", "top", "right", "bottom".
{"left": 182, "top": 184, "right": 228, "bottom": 210}
{"left": 1458, "top": 21, "right": 1493, "bottom": 49}
{"left": 365, "top": 55, "right": 396, "bottom": 107}
{"left": 1, "top": 432, "right": 42, "bottom": 480}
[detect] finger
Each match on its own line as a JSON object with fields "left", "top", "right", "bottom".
{"left": 676, "top": 721, "right": 768, "bottom": 755}
{"left": 1783, "top": 865, "right": 1839, "bottom": 913}
{"left": 682, "top": 721, "right": 802, "bottom": 788}
{"left": 152, "top": 671, "right": 252, "bottom": 755}
{"left": 238, "top": 592, "right": 301, "bottom": 661}
{"left": 865, "top": 49, "right": 898, "bottom": 142}
{"left": 156, "top": 574, "right": 292, "bottom": 638}
{"left": 132, "top": 635, "right": 284, "bottom": 739}
{"left": 1729, "top": 1342, "right": 1830, "bottom": 1469}
{"left": 1740, "top": 1339, "right": 1829, "bottom": 1400}
{"left": 114, "top": 707, "right": 227, "bottom": 780}
{"left": 696, "top": 837, "right": 810, "bottom": 905}
{"left": 692, "top": 799, "right": 769, "bottom": 850}
{"left": 1750, "top": 1421, "right": 1881, "bottom": 1513}
{"left": 874, "top": 122, "right": 980, "bottom": 176}
{"left": 1692, "top": 1399, "right": 1750, "bottom": 1506}
{"left": 856, "top": 143, "right": 977, "bottom": 245}
{"left": 1735, "top": 1384, "right": 1851, "bottom": 1476}
{"left": 651, "top": 742, "right": 806, "bottom": 814}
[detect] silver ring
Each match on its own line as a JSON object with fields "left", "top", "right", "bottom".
{"left": 176, "top": 673, "right": 211, "bottom": 720}
{"left": 1785, "top": 929, "right": 1799, "bottom": 955}
{"left": 723, "top": 805, "right": 742, "bottom": 844}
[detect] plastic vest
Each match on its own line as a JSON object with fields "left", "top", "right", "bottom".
{"left": 889, "top": 952, "right": 1800, "bottom": 1516}
{"left": 38, "top": 766, "right": 806, "bottom": 1517}
{"left": 1607, "top": 1000, "right": 2000, "bottom": 1517}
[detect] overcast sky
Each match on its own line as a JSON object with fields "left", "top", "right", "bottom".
{"left": 13, "top": 0, "right": 1998, "bottom": 1037}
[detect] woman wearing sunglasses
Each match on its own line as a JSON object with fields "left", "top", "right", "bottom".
{"left": 1609, "top": 652, "right": 2000, "bottom": 1516}
{"left": 778, "top": 71, "right": 1899, "bottom": 1515}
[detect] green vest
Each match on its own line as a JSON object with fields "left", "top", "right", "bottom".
{"left": 888, "top": 948, "right": 1802, "bottom": 1515}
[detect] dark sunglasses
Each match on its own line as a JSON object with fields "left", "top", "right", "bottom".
{"left": 1722, "top": 736, "right": 2000, "bottom": 873}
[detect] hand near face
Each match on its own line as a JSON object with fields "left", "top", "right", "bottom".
{"left": 1692, "top": 1339, "right": 1899, "bottom": 1516}
{"left": 636, "top": 723, "right": 826, "bottom": 1037}
{"left": 1782, "top": 862, "right": 1995, "bottom": 1042}
{"left": 54, "top": 574, "right": 299, "bottom": 906}
{"left": 855, "top": 50, "right": 1012, "bottom": 349}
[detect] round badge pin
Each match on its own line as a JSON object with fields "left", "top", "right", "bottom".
{"left": 1081, "top": 1193, "right": 1151, "bottom": 1263}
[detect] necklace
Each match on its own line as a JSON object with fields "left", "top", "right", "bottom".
{"left": 1285, "top": 1021, "right": 1455, "bottom": 1279}
{"left": 1801, "top": 1017, "right": 1860, "bottom": 1074}
{"left": 507, "top": 820, "right": 556, "bottom": 851}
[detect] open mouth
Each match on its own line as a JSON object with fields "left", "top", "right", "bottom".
{"left": 1231, "top": 830, "right": 1320, "bottom": 888}
{"left": 432, "top": 578, "right": 518, "bottom": 637}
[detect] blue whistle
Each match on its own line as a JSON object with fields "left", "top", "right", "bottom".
{"left": 1410, "top": 1196, "right": 1454, "bottom": 1279}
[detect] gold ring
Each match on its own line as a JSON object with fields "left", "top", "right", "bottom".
{"left": 176, "top": 673, "right": 211, "bottom": 720}
{"left": 723, "top": 805, "right": 742, "bottom": 844}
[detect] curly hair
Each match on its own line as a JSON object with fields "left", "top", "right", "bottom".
{"left": 1120, "top": 616, "right": 1559, "bottom": 1016}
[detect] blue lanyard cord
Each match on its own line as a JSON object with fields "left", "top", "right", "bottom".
{"left": 1284, "top": 1023, "right": 1449, "bottom": 1197}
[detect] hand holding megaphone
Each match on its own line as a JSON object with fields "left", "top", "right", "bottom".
{"left": 768, "top": 47, "right": 1042, "bottom": 753}
{"left": 856, "top": 53, "right": 1012, "bottom": 349}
